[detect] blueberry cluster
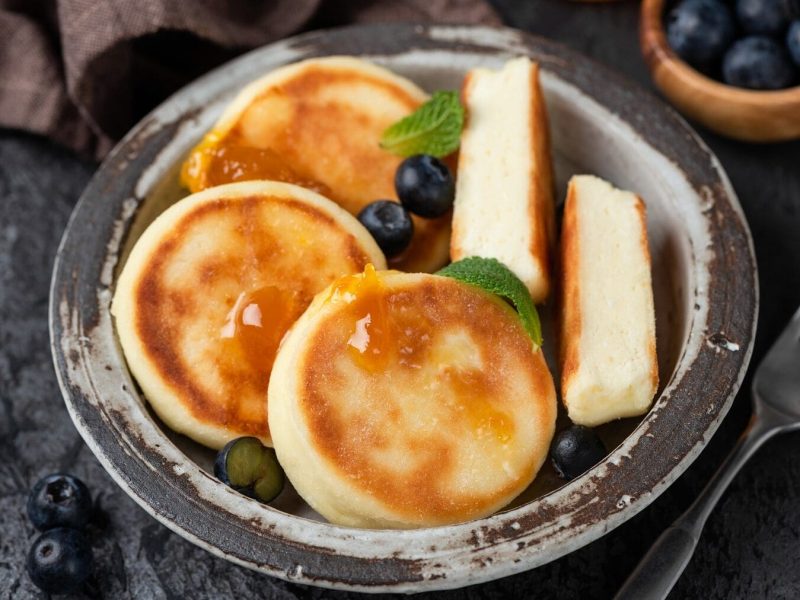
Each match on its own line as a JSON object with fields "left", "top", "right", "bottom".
{"left": 25, "top": 474, "right": 96, "bottom": 593}
{"left": 667, "top": 0, "right": 800, "bottom": 89}
{"left": 358, "top": 154, "right": 455, "bottom": 258}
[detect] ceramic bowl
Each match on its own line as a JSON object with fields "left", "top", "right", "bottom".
{"left": 50, "top": 23, "right": 757, "bottom": 592}
{"left": 640, "top": 0, "right": 800, "bottom": 142}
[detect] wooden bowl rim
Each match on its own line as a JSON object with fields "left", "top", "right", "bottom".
{"left": 641, "top": 0, "right": 800, "bottom": 105}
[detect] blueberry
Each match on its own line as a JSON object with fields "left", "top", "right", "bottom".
{"left": 723, "top": 36, "right": 797, "bottom": 89}
{"left": 357, "top": 200, "right": 414, "bottom": 258}
{"left": 788, "top": 21, "right": 800, "bottom": 66}
{"left": 736, "top": 0, "right": 794, "bottom": 35}
{"left": 26, "top": 528, "right": 93, "bottom": 594}
{"left": 551, "top": 425, "right": 607, "bottom": 481}
{"left": 666, "top": 0, "right": 737, "bottom": 72}
{"left": 27, "top": 474, "right": 93, "bottom": 531}
{"left": 395, "top": 154, "right": 455, "bottom": 218}
{"left": 215, "top": 437, "right": 285, "bottom": 503}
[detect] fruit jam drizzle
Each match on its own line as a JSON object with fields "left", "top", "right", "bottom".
{"left": 182, "top": 134, "right": 330, "bottom": 196}
{"left": 220, "top": 286, "right": 303, "bottom": 374}
{"left": 330, "top": 265, "right": 514, "bottom": 443}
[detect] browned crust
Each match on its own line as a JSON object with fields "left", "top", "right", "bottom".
{"left": 459, "top": 70, "right": 476, "bottom": 112}
{"left": 133, "top": 194, "right": 374, "bottom": 439}
{"left": 558, "top": 180, "right": 581, "bottom": 406}
{"left": 449, "top": 73, "right": 476, "bottom": 262}
{"left": 300, "top": 277, "right": 554, "bottom": 522}
{"left": 634, "top": 196, "right": 660, "bottom": 392}
{"left": 528, "top": 63, "right": 555, "bottom": 298}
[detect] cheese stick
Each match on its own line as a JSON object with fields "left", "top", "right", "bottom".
{"left": 559, "top": 175, "right": 658, "bottom": 426}
{"left": 451, "top": 57, "right": 555, "bottom": 303}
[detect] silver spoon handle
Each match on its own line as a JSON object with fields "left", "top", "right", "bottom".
{"left": 614, "top": 414, "right": 779, "bottom": 600}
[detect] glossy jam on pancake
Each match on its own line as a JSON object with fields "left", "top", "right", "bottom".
{"left": 181, "top": 56, "right": 451, "bottom": 273}
{"left": 112, "top": 181, "right": 386, "bottom": 450}
{"left": 219, "top": 286, "right": 302, "bottom": 374}
{"left": 185, "top": 142, "right": 331, "bottom": 197}
{"left": 268, "top": 269, "right": 557, "bottom": 528}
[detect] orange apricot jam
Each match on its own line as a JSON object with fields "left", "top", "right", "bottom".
{"left": 330, "top": 265, "right": 514, "bottom": 443}
{"left": 329, "top": 264, "right": 393, "bottom": 372}
{"left": 220, "top": 286, "right": 302, "bottom": 374}
{"left": 181, "top": 134, "right": 330, "bottom": 196}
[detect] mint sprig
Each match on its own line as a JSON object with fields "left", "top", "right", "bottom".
{"left": 438, "top": 257, "right": 543, "bottom": 349}
{"left": 380, "top": 91, "right": 464, "bottom": 158}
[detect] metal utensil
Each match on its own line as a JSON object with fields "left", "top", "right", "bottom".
{"left": 615, "top": 306, "right": 800, "bottom": 600}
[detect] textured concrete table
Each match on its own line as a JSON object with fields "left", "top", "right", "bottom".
{"left": 2, "top": 2, "right": 800, "bottom": 598}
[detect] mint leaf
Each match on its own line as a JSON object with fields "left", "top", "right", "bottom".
{"left": 438, "top": 257, "right": 543, "bottom": 349}
{"left": 380, "top": 91, "right": 464, "bottom": 158}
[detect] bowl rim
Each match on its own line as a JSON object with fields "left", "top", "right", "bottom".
{"left": 49, "top": 22, "right": 758, "bottom": 593}
{"left": 641, "top": 0, "right": 800, "bottom": 102}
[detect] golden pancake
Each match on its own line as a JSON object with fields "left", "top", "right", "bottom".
{"left": 181, "top": 56, "right": 451, "bottom": 273}
{"left": 268, "top": 268, "right": 557, "bottom": 528}
{"left": 112, "top": 181, "right": 386, "bottom": 449}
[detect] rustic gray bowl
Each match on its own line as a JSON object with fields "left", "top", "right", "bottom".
{"left": 50, "top": 24, "right": 757, "bottom": 593}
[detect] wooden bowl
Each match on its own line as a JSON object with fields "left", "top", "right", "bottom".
{"left": 641, "top": 0, "right": 800, "bottom": 142}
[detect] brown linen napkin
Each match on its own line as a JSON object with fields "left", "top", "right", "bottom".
{"left": 0, "top": 0, "right": 499, "bottom": 159}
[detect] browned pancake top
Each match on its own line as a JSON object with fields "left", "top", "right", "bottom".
{"left": 133, "top": 194, "right": 375, "bottom": 440}
{"left": 299, "top": 275, "right": 554, "bottom": 522}
{"left": 230, "top": 67, "right": 418, "bottom": 214}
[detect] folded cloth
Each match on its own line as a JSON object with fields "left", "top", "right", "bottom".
{"left": 0, "top": 0, "right": 499, "bottom": 159}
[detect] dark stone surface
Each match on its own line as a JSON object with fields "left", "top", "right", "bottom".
{"left": 1, "top": 2, "right": 800, "bottom": 598}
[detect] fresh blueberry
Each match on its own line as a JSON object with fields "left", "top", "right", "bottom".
{"left": 788, "top": 21, "right": 800, "bottom": 66}
{"left": 551, "top": 425, "right": 607, "bottom": 481}
{"left": 215, "top": 437, "right": 285, "bottom": 503}
{"left": 736, "top": 0, "right": 794, "bottom": 35}
{"left": 723, "top": 36, "right": 797, "bottom": 89}
{"left": 357, "top": 200, "right": 414, "bottom": 258}
{"left": 26, "top": 528, "right": 93, "bottom": 594}
{"left": 666, "top": 0, "right": 737, "bottom": 72}
{"left": 27, "top": 474, "right": 93, "bottom": 531}
{"left": 395, "top": 154, "right": 455, "bottom": 218}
